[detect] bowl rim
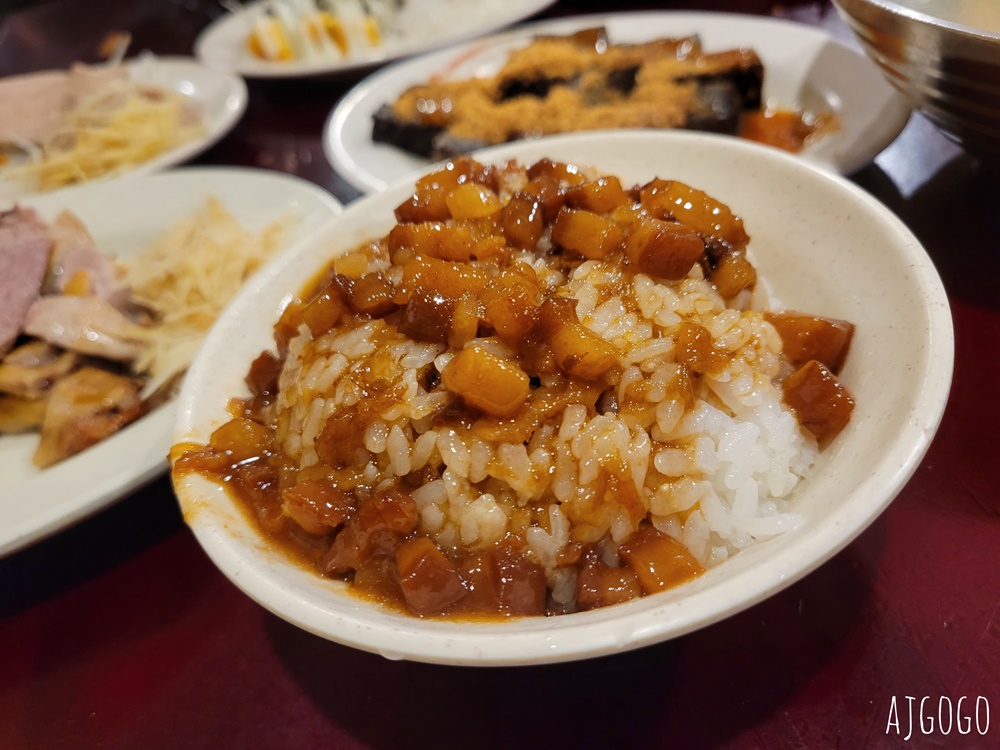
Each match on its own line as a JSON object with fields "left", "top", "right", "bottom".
{"left": 171, "top": 130, "right": 954, "bottom": 666}
{"left": 834, "top": 0, "right": 1000, "bottom": 45}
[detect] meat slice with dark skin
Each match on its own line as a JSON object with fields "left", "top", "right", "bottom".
{"left": 33, "top": 366, "right": 145, "bottom": 468}
{"left": 0, "top": 207, "right": 54, "bottom": 357}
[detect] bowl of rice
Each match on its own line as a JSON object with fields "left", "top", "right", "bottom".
{"left": 171, "top": 130, "right": 953, "bottom": 665}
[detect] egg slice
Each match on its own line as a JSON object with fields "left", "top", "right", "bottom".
{"left": 247, "top": 16, "right": 294, "bottom": 61}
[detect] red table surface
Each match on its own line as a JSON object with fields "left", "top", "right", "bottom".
{"left": 1, "top": 1, "right": 998, "bottom": 748}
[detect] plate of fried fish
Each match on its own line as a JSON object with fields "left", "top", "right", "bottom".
{"left": 324, "top": 11, "right": 911, "bottom": 193}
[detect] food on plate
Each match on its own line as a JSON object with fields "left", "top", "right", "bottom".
{"left": 245, "top": 0, "right": 396, "bottom": 62}
{"left": 173, "top": 157, "right": 855, "bottom": 618}
{"left": 240, "top": 0, "right": 522, "bottom": 65}
{"left": 372, "top": 28, "right": 835, "bottom": 160}
{"left": 0, "top": 59, "right": 203, "bottom": 193}
{"left": 0, "top": 200, "right": 290, "bottom": 468}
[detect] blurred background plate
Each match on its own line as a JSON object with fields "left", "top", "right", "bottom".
{"left": 194, "top": 0, "right": 557, "bottom": 79}
{"left": 324, "top": 10, "right": 912, "bottom": 193}
{"left": 0, "top": 167, "right": 342, "bottom": 557}
{"left": 0, "top": 57, "right": 248, "bottom": 203}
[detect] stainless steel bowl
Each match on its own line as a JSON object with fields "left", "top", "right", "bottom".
{"left": 834, "top": 0, "right": 1000, "bottom": 155}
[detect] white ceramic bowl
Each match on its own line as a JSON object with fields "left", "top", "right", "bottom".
{"left": 325, "top": 10, "right": 913, "bottom": 193}
{"left": 171, "top": 131, "right": 953, "bottom": 666}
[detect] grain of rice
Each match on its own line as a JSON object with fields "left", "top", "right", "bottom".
{"left": 462, "top": 494, "right": 508, "bottom": 547}
{"left": 438, "top": 429, "right": 470, "bottom": 477}
{"left": 386, "top": 424, "right": 411, "bottom": 476}
{"left": 627, "top": 337, "right": 675, "bottom": 365}
{"left": 559, "top": 404, "right": 587, "bottom": 441}
{"left": 682, "top": 509, "right": 711, "bottom": 564}
{"left": 552, "top": 444, "right": 577, "bottom": 503}
{"left": 363, "top": 421, "right": 388, "bottom": 453}
{"left": 654, "top": 447, "right": 691, "bottom": 477}
{"left": 412, "top": 478, "right": 447, "bottom": 508}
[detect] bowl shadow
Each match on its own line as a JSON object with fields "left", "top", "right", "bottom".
{"left": 0, "top": 475, "right": 184, "bottom": 617}
{"left": 265, "top": 527, "right": 880, "bottom": 750}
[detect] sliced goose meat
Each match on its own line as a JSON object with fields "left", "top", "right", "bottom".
{"left": 0, "top": 341, "right": 78, "bottom": 399}
{"left": 23, "top": 295, "right": 146, "bottom": 362}
{"left": 42, "top": 211, "right": 125, "bottom": 302}
{"left": 33, "top": 366, "right": 144, "bottom": 468}
{"left": 0, "top": 206, "right": 54, "bottom": 357}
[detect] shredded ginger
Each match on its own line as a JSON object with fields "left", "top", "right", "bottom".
{"left": 122, "top": 198, "right": 292, "bottom": 382}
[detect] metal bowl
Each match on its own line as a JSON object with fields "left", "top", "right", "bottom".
{"left": 833, "top": 0, "right": 1000, "bottom": 155}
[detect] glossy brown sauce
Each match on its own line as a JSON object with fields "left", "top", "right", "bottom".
{"left": 739, "top": 108, "right": 839, "bottom": 153}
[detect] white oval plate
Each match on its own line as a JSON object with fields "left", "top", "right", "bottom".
{"left": 0, "top": 167, "right": 342, "bottom": 557}
{"left": 194, "top": 0, "right": 557, "bottom": 79}
{"left": 325, "top": 10, "right": 912, "bottom": 193}
{"left": 173, "top": 131, "right": 952, "bottom": 666}
{"left": 0, "top": 57, "right": 248, "bottom": 203}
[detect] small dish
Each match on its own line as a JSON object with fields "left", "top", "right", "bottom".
{"left": 0, "top": 56, "right": 248, "bottom": 203}
{"left": 172, "top": 130, "right": 952, "bottom": 666}
{"left": 324, "top": 10, "right": 912, "bottom": 193}
{"left": 0, "top": 167, "right": 342, "bottom": 557}
{"left": 194, "top": 0, "right": 556, "bottom": 79}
